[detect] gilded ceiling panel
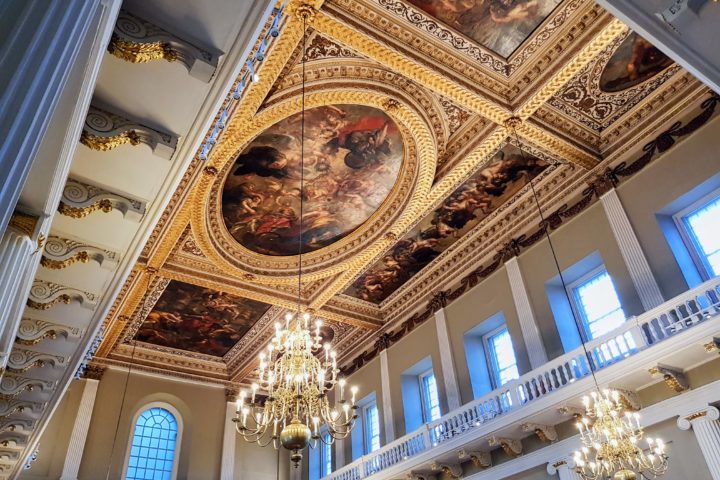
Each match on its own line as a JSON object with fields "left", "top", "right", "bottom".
{"left": 345, "top": 142, "right": 549, "bottom": 303}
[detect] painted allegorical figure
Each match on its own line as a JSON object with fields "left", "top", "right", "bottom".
{"left": 221, "top": 104, "right": 403, "bottom": 256}
{"left": 135, "top": 281, "right": 270, "bottom": 356}
{"left": 346, "top": 144, "right": 549, "bottom": 304}
{"left": 599, "top": 32, "right": 673, "bottom": 93}
{"left": 406, "top": 0, "right": 562, "bottom": 57}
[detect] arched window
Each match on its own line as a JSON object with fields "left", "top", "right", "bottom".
{"left": 124, "top": 403, "right": 182, "bottom": 480}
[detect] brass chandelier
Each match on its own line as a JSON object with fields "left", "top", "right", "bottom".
{"left": 231, "top": 7, "right": 358, "bottom": 468}
{"left": 509, "top": 122, "right": 669, "bottom": 480}
{"left": 573, "top": 390, "right": 668, "bottom": 480}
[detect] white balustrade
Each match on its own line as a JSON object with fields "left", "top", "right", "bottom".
{"left": 322, "top": 277, "right": 720, "bottom": 479}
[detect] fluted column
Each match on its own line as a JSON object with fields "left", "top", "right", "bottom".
{"left": 0, "top": 221, "right": 37, "bottom": 370}
{"left": 434, "top": 308, "right": 461, "bottom": 411}
{"left": 221, "top": 401, "right": 237, "bottom": 480}
{"left": 505, "top": 257, "right": 547, "bottom": 369}
{"left": 678, "top": 405, "right": 720, "bottom": 479}
{"left": 59, "top": 378, "right": 100, "bottom": 480}
{"left": 0, "top": 0, "right": 103, "bottom": 232}
{"left": 600, "top": 190, "right": 664, "bottom": 310}
{"left": 547, "top": 456, "right": 582, "bottom": 480}
{"left": 379, "top": 349, "right": 395, "bottom": 443}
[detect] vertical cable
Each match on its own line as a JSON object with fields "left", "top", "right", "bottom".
{"left": 510, "top": 126, "right": 600, "bottom": 387}
{"left": 297, "top": 15, "right": 307, "bottom": 316}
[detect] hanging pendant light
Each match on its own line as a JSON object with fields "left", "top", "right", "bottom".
{"left": 231, "top": 6, "right": 358, "bottom": 469}
{"left": 506, "top": 119, "right": 669, "bottom": 480}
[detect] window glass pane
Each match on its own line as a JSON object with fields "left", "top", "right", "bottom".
{"left": 364, "top": 404, "right": 381, "bottom": 453}
{"left": 321, "top": 432, "right": 332, "bottom": 476}
{"left": 685, "top": 197, "right": 720, "bottom": 276}
{"left": 421, "top": 373, "right": 442, "bottom": 421}
{"left": 574, "top": 271, "right": 626, "bottom": 339}
{"left": 487, "top": 329, "right": 519, "bottom": 387}
{"left": 125, "top": 408, "right": 178, "bottom": 480}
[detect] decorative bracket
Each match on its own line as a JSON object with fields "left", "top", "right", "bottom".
{"left": 109, "top": 10, "right": 218, "bottom": 82}
{"left": 489, "top": 436, "right": 523, "bottom": 457}
{"left": 430, "top": 462, "right": 462, "bottom": 478}
{"left": 0, "top": 399, "right": 44, "bottom": 418}
{"left": 458, "top": 449, "right": 491, "bottom": 468}
{"left": 406, "top": 473, "right": 436, "bottom": 480}
{"left": 0, "top": 374, "right": 55, "bottom": 398}
{"left": 649, "top": 364, "right": 689, "bottom": 392}
{"left": 0, "top": 418, "right": 34, "bottom": 434}
{"left": 16, "top": 318, "right": 83, "bottom": 345}
{"left": 0, "top": 434, "right": 27, "bottom": 449}
{"left": 521, "top": 422, "right": 558, "bottom": 442}
{"left": 41, "top": 235, "right": 119, "bottom": 270}
{"left": 7, "top": 349, "right": 66, "bottom": 373}
{"left": 58, "top": 179, "right": 145, "bottom": 222}
{"left": 81, "top": 105, "right": 177, "bottom": 159}
{"left": 614, "top": 388, "right": 642, "bottom": 411}
{"left": 704, "top": 336, "right": 720, "bottom": 353}
{"left": 27, "top": 280, "right": 98, "bottom": 311}
{"left": 557, "top": 405, "right": 584, "bottom": 419}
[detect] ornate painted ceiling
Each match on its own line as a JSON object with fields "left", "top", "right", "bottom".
{"left": 91, "top": 0, "right": 713, "bottom": 390}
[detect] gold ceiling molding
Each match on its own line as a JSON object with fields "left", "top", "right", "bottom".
{"left": 312, "top": 10, "right": 512, "bottom": 125}
{"left": 190, "top": 89, "right": 434, "bottom": 284}
{"left": 309, "top": 126, "right": 508, "bottom": 309}
{"left": 516, "top": 121, "right": 597, "bottom": 169}
{"left": 515, "top": 18, "right": 628, "bottom": 120}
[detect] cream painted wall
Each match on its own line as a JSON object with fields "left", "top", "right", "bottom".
{"left": 386, "top": 319, "right": 445, "bottom": 437}
{"left": 519, "top": 202, "right": 643, "bottom": 360}
{"left": 618, "top": 115, "right": 720, "bottom": 299}
{"left": 20, "top": 380, "right": 85, "bottom": 480}
{"left": 339, "top": 356, "right": 384, "bottom": 463}
{"left": 75, "top": 368, "right": 226, "bottom": 480}
{"left": 444, "top": 268, "right": 530, "bottom": 405}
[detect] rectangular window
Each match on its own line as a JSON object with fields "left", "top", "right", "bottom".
{"left": 419, "top": 370, "right": 441, "bottom": 422}
{"left": 320, "top": 432, "right": 332, "bottom": 476}
{"left": 677, "top": 195, "right": 720, "bottom": 279}
{"left": 570, "top": 269, "right": 626, "bottom": 340}
{"left": 483, "top": 327, "right": 519, "bottom": 388}
{"left": 363, "top": 402, "right": 380, "bottom": 454}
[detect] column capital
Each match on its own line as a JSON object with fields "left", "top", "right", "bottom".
{"left": 678, "top": 405, "right": 720, "bottom": 430}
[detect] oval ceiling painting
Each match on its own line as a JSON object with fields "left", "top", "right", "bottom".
{"left": 599, "top": 32, "right": 673, "bottom": 93}
{"left": 221, "top": 104, "right": 403, "bottom": 256}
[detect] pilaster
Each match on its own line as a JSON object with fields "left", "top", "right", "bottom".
{"left": 379, "top": 349, "right": 395, "bottom": 443}
{"left": 600, "top": 189, "right": 664, "bottom": 310}
{"left": 505, "top": 257, "right": 547, "bottom": 369}
{"left": 434, "top": 308, "right": 461, "bottom": 411}
{"left": 220, "top": 401, "right": 237, "bottom": 480}
{"left": 678, "top": 405, "right": 720, "bottom": 480}
{"left": 59, "top": 378, "right": 100, "bottom": 480}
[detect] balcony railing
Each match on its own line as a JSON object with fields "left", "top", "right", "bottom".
{"left": 324, "top": 277, "right": 720, "bottom": 480}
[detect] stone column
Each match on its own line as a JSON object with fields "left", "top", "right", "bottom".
{"left": 677, "top": 405, "right": 720, "bottom": 480}
{"left": 0, "top": 217, "right": 38, "bottom": 370}
{"left": 547, "top": 456, "right": 582, "bottom": 480}
{"left": 434, "top": 308, "right": 461, "bottom": 411}
{"left": 221, "top": 401, "right": 237, "bottom": 480}
{"left": 600, "top": 190, "right": 664, "bottom": 311}
{"left": 505, "top": 257, "right": 547, "bottom": 369}
{"left": 59, "top": 378, "right": 101, "bottom": 480}
{"left": 379, "top": 349, "right": 395, "bottom": 443}
{"left": 334, "top": 438, "right": 345, "bottom": 471}
{"left": 0, "top": 0, "right": 104, "bottom": 232}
